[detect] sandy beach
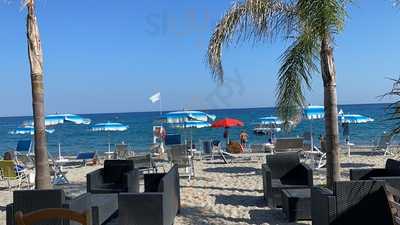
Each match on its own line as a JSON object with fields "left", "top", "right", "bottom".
{"left": 0, "top": 147, "right": 396, "bottom": 225}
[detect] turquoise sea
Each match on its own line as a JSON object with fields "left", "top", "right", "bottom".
{"left": 0, "top": 103, "right": 396, "bottom": 156}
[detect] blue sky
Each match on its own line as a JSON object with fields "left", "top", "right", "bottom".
{"left": 0, "top": 0, "right": 399, "bottom": 117}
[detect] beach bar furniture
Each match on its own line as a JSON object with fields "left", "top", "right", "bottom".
{"left": 262, "top": 152, "right": 313, "bottom": 208}
{"left": 87, "top": 160, "right": 140, "bottom": 194}
{"left": 164, "top": 134, "right": 181, "bottom": 145}
{"left": 15, "top": 208, "right": 90, "bottom": 225}
{"left": 273, "top": 138, "right": 304, "bottom": 153}
{"left": 76, "top": 152, "right": 97, "bottom": 166}
{"left": 113, "top": 143, "right": 131, "bottom": 159}
{"left": 0, "top": 160, "right": 31, "bottom": 191}
{"left": 350, "top": 158, "right": 400, "bottom": 189}
{"left": 7, "top": 189, "right": 117, "bottom": 225}
{"left": 282, "top": 188, "right": 311, "bottom": 222}
{"left": 127, "top": 154, "right": 157, "bottom": 174}
{"left": 168, "top": 144, "right": 194, "bottom": 180}
{"left": 118, "top": 165, "right": 180, "bottom": 225}
{"left": 374, "top": 132, "right": 395, "bottom": 155}
{"left": 311, "top": 180, "right": 395, "bottom": 225}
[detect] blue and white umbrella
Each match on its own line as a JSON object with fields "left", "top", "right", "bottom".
{"left": 258, "top": 116, "right": 284, "bottom": 125}
{"left": 303, "top": 105, "right": 325, "bottom": 152}
{"left": 9, "top": 126, "right": 55, "bottom": 135}
{"left": 171, "top": 121, "right": 212, "bottom": 129}
{"left": 91, "top": 122, "right": 129, "bottom": 132}
{"left": 304, "top": 105, "right": 324, "bottom": 120}
{"left": 253, "top": 116, "right": 285, "bottom": 143}
{"left": 24, "top": 114, "right": 91, "bottom": 162}
{"left": 162, "top": 111, "right": 215, "bottom": 149}
{"left": 91, "top": 122, "right": 129, "bottom": 153}
{"left": 338, "top": 110, "right": 374, "bottom": 152}
{"left": 24, "top": 114, "right": 91, "bottom": 126}
{"left": 339, "top": 113, "right": 374, "bottom": 124}
{"left": 161, "top": 110, "right": 216, "bottom": 123}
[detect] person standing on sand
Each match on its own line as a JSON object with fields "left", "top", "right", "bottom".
{"left": 240, "top": 130, "right": 248, "bottom": 148}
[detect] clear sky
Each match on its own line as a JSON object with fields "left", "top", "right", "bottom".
{"left": 0, "top": 0, "right": 399, "bottom": 117}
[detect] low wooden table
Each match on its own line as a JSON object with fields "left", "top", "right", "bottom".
{"left": 281, "top": 188, "right": 311, "bottom": 222}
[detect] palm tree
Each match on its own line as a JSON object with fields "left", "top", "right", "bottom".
{"left": 25, "top": 0, "right": 51, "bottom": 189}
{"left": 207, "top": 0, "right": 348, "bottom": 188}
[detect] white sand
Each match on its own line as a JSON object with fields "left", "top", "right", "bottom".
{"left": 0, "top": 148, "right": 396, "bottom": 225}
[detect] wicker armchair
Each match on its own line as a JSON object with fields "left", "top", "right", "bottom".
{"left": 350, "top": 158, "right": 400, "bottom": 189}
{"left": 87, "top": 160, "right": 139, "bottom": 194}
{"left": 262, "top": 152, "right": 313, "bottom": 208}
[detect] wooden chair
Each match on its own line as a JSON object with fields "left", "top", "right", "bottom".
{"left": 15, "top": 208, "right": 90, "bottom": 225}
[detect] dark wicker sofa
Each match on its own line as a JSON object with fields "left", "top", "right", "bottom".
{"left": 311, "top": 180, "right": 394, "bottom": 225}
{"left": 350, "top": 158, "right": 400, "bottom": 189}
{"left": 118, "top": 165, "right": 180, "bottom": 225}
{"left": 262, "top": 152, "right": 313, "bottom": 208}
{"left": 87, "top": 160, "right": 140, "bottom": 193}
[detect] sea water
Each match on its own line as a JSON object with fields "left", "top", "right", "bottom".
{"left": 0, "top": 103, "right": 396, "bottom": 156}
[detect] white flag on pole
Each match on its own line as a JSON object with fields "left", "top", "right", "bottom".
{"left": 149, "top": 92, "right": 161, "bottom": 103}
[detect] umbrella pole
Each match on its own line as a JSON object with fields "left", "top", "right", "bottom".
{"left": 310, "top": 121, "right": 314, "bottom": 152}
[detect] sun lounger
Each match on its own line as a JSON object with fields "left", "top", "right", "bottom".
{"left": 76, "top": 152, "right": 97, "bottom": 166}
{"left": 374, "top": 132, "right": 395, "bottom": 155}
{"left": 273, "top": 137, "right": 304, "bottom": 153}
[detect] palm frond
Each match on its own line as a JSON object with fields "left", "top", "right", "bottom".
{"left": 207, "top": 0, "right": 295, "bottom": 83}
{"left": 297, "top": 0, "right": 348, "bottom": 36}
{"left": 382, "top": 77, "right": 400, "bottom": 134}
{"left": 276, "top": 32, "right": 319, "bottom": 127}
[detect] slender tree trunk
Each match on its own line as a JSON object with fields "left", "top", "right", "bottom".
{"left": 26, "top": 0, "right": 51, "bottom": 189}
{"left": 320, "top": 33, "right": 340, "bottom": 189}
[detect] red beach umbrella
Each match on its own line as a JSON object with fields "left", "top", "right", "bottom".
{"left": 212, "top": 118, "right": 244, "bottom": 128}
{"left": 212, "top": 118, "right": 244, "bottom": 147}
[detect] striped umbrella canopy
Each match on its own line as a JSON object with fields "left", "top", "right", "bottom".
{"left": 304, "top": 105, "right": 324, "bottom": 120}
{"left": 90, "top": 122, "right": 129, "bottom": 132}
{"left": 9, "top": 126, "right": 55, "bottom": 135}
{"left": 171, "top": 121, "right": 212, "bottom": 129}
{"left": 161, "top": 110, "right": 216, "bottom": 123}
{"left": 339, "top": 113, "right": 374, "bottom": 124}
{"left": 91, "top": 122, "right": 129, "bottom": 153}
{"left": 258, "top": 116, "right": 284, "bottom": 125}
{"left": 24, "top": 114, "right": 91, "bottom": 126}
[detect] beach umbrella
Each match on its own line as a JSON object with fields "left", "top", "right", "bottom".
{"left": 212, "top": 118, "right": 244, "bottom": 144}
{"left": 254, "top": 116, "right": 284, "bottom": 143}
{"left": 338, "top": 109, "right": 374, "bottom": 152}
{"left": 90, "top": 122, "right": 129, "bottom": 154}
{"left": 161, "top": 110, "right": 216, "bottom": 148}
{"left": 303, "top": 105, "right": 325, "bottom": 151}
{"left": 9, "top": 126, "right": 55, "bottom": 135}
{"left": 170, "top": 120, "right": 212, "bottom": 148}
{"left": 24, "top": 113, "right": 91, "bottom": 162}
{"left": 161, "top": 110, "right": 216, "bottom": 123}
{"left": 24, "top": 113, "right": 91, "bottom": 126}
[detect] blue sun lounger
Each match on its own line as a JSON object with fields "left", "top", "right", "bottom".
{"left": 76, "top": 152, "right": 97, "bottom": 166}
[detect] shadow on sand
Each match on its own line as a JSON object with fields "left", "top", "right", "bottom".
{"left": 203, "top": 166, "right": 261, "bottom": 174}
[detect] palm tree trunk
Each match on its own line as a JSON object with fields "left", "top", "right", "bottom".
{"left": 320, "top": 33, "right": 340, "bottom": 189}
{"left": 26, "top": 0, "right": 51, "bottom": 189}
